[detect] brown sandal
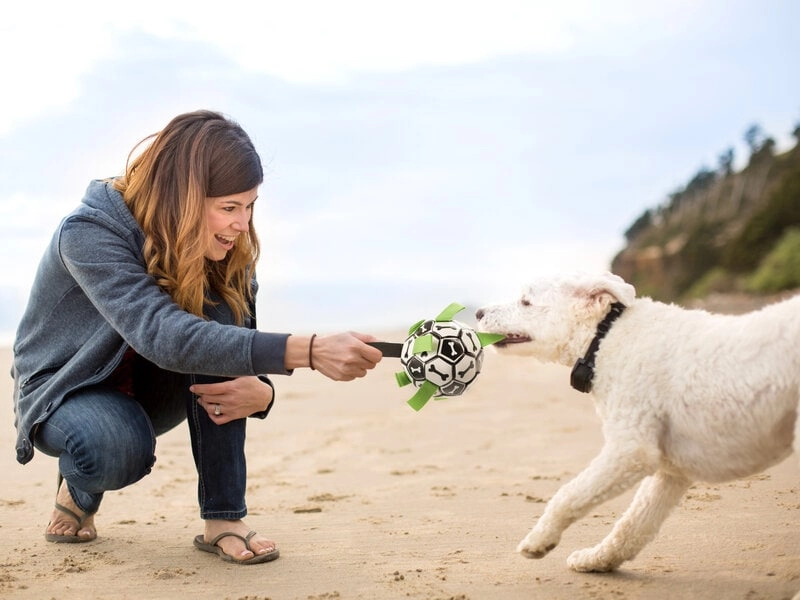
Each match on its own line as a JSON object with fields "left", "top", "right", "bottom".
{"left": 193, "top": 530, "right": 280, "bottom": 565}
{"left": 45, "top": 474, "right": 97, "bottom": 543}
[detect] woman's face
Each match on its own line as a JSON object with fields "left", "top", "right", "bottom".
{"left": 204, "top": 187, "right": 258, "bottom": 261}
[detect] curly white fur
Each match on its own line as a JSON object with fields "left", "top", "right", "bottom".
{"left": 476, "top": 272, "right": 799, "bottom": 573}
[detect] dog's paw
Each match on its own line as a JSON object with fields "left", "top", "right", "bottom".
{"left": 516, "top": 530, "right": 559, "bottom": 559}
{"left": 566, "top": 547, "right": 620, "bottom": 573}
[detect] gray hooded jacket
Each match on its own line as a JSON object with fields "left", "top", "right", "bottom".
{"left": 12, "top": 180, "right": 290, "bottom": 464}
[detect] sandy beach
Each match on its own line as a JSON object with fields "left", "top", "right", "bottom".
{"left": 1, "top": 340, "right": 798, "bottom": 600}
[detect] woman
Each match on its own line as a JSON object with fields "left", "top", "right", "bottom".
{"left": 11, "top": 110, "right": 383, "bottom": 565}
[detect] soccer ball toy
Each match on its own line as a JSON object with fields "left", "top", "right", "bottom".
{"left": 394, "top": 302, "right": 504, "bottom": 411}
{"left": 400, "top": 320, "right": 483, "bottom": 396}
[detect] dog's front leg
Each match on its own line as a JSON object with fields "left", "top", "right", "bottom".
{"left": 518, "top": 443, "right": 658, "bottom": 560}
{"left": 567, "top": 469, "right": 691, "bottom": 572}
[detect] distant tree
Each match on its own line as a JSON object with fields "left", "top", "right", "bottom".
{"left": 793, "top": 122, "right": 800, "bottom": 142}
{"left": 750, "top": 137, "right": 776, "bottom": 164}
{"left": 744, "top": 123, "right": 765, "bottom": 154}
{"left": 666, "top": 189, "right": 685, "bottom": 213}
{"left": 744, "top": 123, "right": 777, "bottom": 165}
{"left": 718, "top": 147, "right": 734, "bottom": 175}
{"left": 685, "top": 166, "right": 716, "bottom": 193}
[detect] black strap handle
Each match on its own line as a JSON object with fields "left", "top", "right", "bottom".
{"left": 367, "top": 341, "right": 403, "bottom": 358}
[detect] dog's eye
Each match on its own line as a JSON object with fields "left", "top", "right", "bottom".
{"left": 520, "top": 298, "right": 531, "bottom": 307}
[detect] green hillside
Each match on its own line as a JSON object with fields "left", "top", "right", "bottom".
{"left": 611, "top": 122, "right": 800, "bottom": 303}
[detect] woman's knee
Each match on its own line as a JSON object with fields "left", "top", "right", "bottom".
{"left": 83, "top": 407, "right": 156, "bottom": 488}
{"left": 42, "top": 388, "right": 158, "bottom": 490}
{"left": 90, "top": 430, "right": 155, "bottom": 488}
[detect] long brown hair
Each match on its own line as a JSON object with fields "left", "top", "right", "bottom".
{"left": 114, "top": 110, "right": 263, "bottom": 325}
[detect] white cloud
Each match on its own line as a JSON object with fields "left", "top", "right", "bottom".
{"left": 1, "top": 0, "right": 703, "bottom": 134}
{"left": 124, "top": 0, "right": 705, "bottom": 83}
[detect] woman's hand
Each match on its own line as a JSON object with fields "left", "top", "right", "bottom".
{"left": 285, "top": 332, "right": 383, "bottom": 381}
{"left": 191, "top": 376, "right": 273, "bottom": 424}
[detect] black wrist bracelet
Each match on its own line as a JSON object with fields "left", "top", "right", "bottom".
{"left": 309, "top": 333, "right": 317, "bottom": 370}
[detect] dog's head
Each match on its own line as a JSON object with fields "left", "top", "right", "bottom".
{"left": 475, "top": 272, "right": 636, "bottom": 365}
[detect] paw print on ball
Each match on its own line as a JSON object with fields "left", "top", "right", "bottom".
{"left": 395, "top": 303, "right": 504, "bottom": 411}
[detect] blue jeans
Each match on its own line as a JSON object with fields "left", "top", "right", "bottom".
{"left": 34, "top": 298, "right": 249, "bottom": 520}
{"left": 34, "top": 378, "right": 247, "bottom": 520}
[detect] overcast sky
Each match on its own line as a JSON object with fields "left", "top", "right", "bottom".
{"left": 1, "top": 0, "right": 798, "bottom": 335}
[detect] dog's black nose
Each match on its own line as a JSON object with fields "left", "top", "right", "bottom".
{"left": 475, "top": 308, "right": 485, "bottom": 321}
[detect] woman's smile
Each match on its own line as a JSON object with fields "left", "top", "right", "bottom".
{"left": 215, "top": 234, "right": 237, "bottom": 251}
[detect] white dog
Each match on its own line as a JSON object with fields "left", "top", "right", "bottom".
{"left": 475, "top": 271, "right": 799, "bottom": 573}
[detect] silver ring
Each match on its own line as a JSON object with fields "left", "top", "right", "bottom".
{"left": 214, "top": 404, "right": 221, "bottom": 416}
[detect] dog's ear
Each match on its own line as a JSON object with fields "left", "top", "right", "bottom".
{"left": 587, "top": 272, "right": 636, "bottom": 307}
{"left": 572, "top": 272, "right": 636, "bottom": 311}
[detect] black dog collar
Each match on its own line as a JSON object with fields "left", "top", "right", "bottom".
{"left": 570, "top": 302, "right": 626, "bottom": 393}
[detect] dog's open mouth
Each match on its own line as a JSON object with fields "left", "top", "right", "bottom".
{"left": 493, "top": 333, "right": 531, "bottom": 346}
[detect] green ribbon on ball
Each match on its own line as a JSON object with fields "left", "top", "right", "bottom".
{"left": 395, "top": 302, "right": 505, "bottom": 411}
